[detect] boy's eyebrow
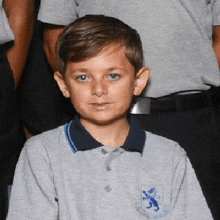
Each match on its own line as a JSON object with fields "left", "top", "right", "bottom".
{"left": 107, "top": 67, "right": 127, "bottom": 72}
{"left": 70, "top": 67, "right": 128, "bottom": 74}
{"left": 70, "top": 68, "right": 90, "bottom": 74}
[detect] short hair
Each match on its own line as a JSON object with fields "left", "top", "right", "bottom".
{"left": 56, "top": 14, "right": 143, "bottom": 74}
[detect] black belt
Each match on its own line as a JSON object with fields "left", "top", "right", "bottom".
{"left": 130, "top": 90, "right": 213, "bottom": 114}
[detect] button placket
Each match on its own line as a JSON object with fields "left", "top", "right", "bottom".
{"left": 102, "top": 147, "right": 125, "bottom": 193}
{"left": 104, "top": 147, "right": 123, "bottom": 171}
{"left": 100, "top": 147, "right": 111, "bottom": 193}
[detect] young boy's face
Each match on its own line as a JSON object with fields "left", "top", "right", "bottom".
{"left": 55, "top": 44, "right": 150, "bottom": 126}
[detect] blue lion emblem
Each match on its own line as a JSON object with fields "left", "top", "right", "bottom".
{"left": 142, "top": 188, "right": 160, "bottom": 212}
{"left": 136, "top": 186, "right": 169, "bottom": 218}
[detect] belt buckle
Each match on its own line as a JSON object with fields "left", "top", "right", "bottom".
{"left": 130, "top": 97, "right": 151, "bottom": 114}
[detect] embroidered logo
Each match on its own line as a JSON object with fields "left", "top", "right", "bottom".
{"left": 142, "top": 188, "right": 160, "bottom": 212}
{"left": 136, "top": 185, "right": 169, "bottom": 219}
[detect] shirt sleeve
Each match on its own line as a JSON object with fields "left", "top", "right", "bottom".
{"left": 37, "top": 0, "right": 77, "bottom": 25}
{"left": 7, "top": 139, "right": 58, "bottom": 220}
{"left": 0, "top": 5, "right": 14, "bottom": 44}
{"left": 212, "top": 0, "right": 220, "bottom": 25}
{"left": 170, "top": 150, "right": 213, "bottom": 220}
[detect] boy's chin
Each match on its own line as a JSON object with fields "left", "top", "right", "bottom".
{"left": 80, "top": 114, "right": 128, "bottom": 127}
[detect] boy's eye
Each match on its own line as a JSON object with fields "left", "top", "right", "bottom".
{"left": 76, "top": 75, "right": 89, "bottom": 81}
{"left": 108, "top": 73, "right": 120, "bottom": 80}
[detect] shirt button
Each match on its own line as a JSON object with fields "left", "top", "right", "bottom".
{"left": 104, "top": 185, "right": 112, "bottom": 192}
{"left": 106, "top": 165, "right": 111, "bottom": 171}
{"left": 101, "top": 148, "right": 108, "bottom": 154}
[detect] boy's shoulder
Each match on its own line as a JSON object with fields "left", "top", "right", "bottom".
{"left": 29, "top": 125, "right": 65, "bottom": 141}
{"left": 143, "top": 131, "right": 186, "bottom": 159}
{"left": 24, "top": 125, "right": 66, "bottom": 153}
{"left": 17, "top": 125, "right": 68, "bottom": 169}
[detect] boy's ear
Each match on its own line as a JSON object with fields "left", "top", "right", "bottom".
{"left": 54, "top": 71, "right": 70, "bottom": 98}
{"left": 134, "top": 66, "right": 151, "bottom": 96}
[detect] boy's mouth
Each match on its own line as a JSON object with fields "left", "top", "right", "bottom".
{"left": 90, "top": 102, "right": 112, "bottom": 110}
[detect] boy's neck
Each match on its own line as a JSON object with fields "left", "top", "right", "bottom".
{"left": 80, "top": 117, "right": 130, "bottom": 147}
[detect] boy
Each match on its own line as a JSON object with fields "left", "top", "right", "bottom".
{"left": 7, "top": 15, "right": 213, "bottom": 220}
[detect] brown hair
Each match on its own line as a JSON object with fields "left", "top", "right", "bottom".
{"left": 56, "top": 15, "right": 143, "bottom": 74}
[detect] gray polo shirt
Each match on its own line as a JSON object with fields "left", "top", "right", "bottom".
{"left": 7, "top": 116, "right": 212, "bottom": 219}
{"left": 38, "top": 0, "right": 220, "bottom": 97}
{"left": 0, "top": 0, "right": 14, "bottom": 44}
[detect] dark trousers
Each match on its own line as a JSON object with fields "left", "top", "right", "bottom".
{"left": 132, "top": 92, "right": 220, "bottom": 220}
{"left": 0, "top": 51, "right": 20, "bottom": 220}
{"left": 17, "top": 21, "right": 75, "bottom": 135}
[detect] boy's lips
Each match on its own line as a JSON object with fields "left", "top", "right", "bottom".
{"left": 90, "top": 102, "right": 112, "bottom": 110}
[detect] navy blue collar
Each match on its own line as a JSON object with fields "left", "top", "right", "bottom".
{"left": 64, "top": 114, "right": 146, "bottom": 153}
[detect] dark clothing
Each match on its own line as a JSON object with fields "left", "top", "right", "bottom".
{"left": 0, "top": 50, "right": 19, "bottom": 220}
{"left": 65, "top": 114, "right": 146, "bottom": 153}
{"left": 17, "top": 21, "right": 75, "bottom": 135}
{"left": 132, "top": 90, "right": 220, "bottom": 220}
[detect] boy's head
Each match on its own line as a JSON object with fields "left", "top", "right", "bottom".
{"left": 56, "top": 14, "right": 143, "bottom": 75}
{"left": 54, "top": 15, "right": 150, "bottom": 127}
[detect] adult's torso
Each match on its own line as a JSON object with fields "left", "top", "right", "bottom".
{"left": 39, "top": 0, "right": 220, "bottom": 97}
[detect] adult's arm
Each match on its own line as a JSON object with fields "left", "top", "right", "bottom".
{"left": 38, "top": 0, "right": 77, "bottom": 72}
{"left": 3, "top": 0, "right": 35, "bottom": 88}
{"left": 213, "top": 26, "right": 220, "bottom": 69}
{"left": 43, "top": 25, "right": 65, "bottom": 72}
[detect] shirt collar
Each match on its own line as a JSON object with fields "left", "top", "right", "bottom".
{"left": 64, "top": 114, "right": 146, "bottom": 153}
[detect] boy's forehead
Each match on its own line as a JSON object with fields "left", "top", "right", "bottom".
{"left": 65, "top": 44, "right": 135, "bottom": 74}
{"left": 68, "top": 43, "right": 127, "bottom": 65}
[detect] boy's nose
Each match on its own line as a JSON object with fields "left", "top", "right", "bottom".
{"left": 91, "top": 80, "right": 108, "bottom": 97}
